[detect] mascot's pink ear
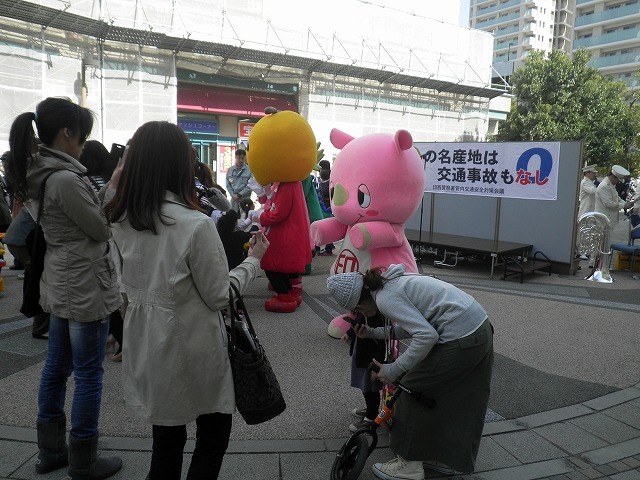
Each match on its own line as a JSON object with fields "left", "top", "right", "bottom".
{"left": 330, "top": 128, "right": 355, "bottom": 149}
{"left": 395, "top": 130, "right": 414, "bottom": 152}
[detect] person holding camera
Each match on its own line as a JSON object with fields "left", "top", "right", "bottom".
{"left": 327, "top": 264, "right": 493, "bottom": 480}
{"left": 105, "top": 121, "right": 269, "bottom": 480}
{"left": 8, "top": 97, "right": 122, "bottom": 478}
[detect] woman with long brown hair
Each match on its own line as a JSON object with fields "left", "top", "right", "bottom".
{"left": 105, "top": 121, "right": 268, "bottom": 480}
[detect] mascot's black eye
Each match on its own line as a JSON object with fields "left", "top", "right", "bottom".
{"left": 358, "top": 184, "right": 371, "bottom": 208}
{"left": 330, "top": 186, "right": 334, "bottom": 200}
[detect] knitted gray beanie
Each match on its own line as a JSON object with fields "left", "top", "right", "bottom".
{"left": 326, "top": 272, "right": 364, "bottom": 311}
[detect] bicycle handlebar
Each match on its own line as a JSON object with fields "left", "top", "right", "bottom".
{"left": 368, "top": 362, "right": 436, "bottom": 409}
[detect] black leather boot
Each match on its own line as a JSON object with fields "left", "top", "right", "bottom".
{"left": 35, "top": 415, "right": 68, "bottom": 474}
{"left": 66, "top": 433, "right": 122, "bottom": 480}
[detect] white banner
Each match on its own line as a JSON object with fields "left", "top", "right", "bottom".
{"left": 415, "top": 142, "right": 561, "bottom": 201}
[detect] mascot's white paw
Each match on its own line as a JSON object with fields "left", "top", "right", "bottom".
{"left": 327, "top": 316, "right": 351, "bottom": 339}
{"left": 327, "top": 323, "right": 342, "bottom": 339}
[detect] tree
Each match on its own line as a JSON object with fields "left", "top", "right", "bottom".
{"left": 492, "top": 49, "right": 640, "bottom": 174}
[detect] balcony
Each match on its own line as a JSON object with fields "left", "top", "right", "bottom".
{"left": 494, "top": 24, "right": 521, "bottom": 36}
{"left": 475, "top": 0, "right": 521, "bottom": 18}
{"left": 556, "top": 24, "right": 572, "bottom": 40}
{"left": 575, "top": 4, "right": 640, "bottom": 28}
{"left": 495, "top": 38, "right": 518, "bottom": 49}
{"left": 577, "top": 0, "right": 597, "bottom": 5}
{"left": 574, "top": 27, "right": 640, "bottom": 48}
{"left": 557, "top": 11, "right": 574, "bottom": 27}
{"left": 554, "top": 38, "right": 572, "bottom": 51}
{"left": 589, "top": 52, "right": 640, "bottom": 68}
{"left": 607, "top": 73, "right": 639, "bottom": 88}
{"left": 476, "top": 11, "right": 520, "bottom": 28}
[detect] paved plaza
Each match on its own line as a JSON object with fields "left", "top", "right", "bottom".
{"left": 0, "top": 217, "right": 639, "bottom": 479}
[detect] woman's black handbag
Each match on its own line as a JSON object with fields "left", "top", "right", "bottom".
{"left": 20, "top": 172, "right": 55, "bottom": 318}
{"left": 227, "top": 283, "right": 286, "bottom": 425}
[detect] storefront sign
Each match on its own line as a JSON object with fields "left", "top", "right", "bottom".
{"left": 218, "top": 144, "right": 236, "bottom": 173}
{"left": 416, "top": 142, "right": 560, "bottom": 201}
{"left": 178, "top": 118, "right": 219, "bottom": 134}
{"left": 238, "top": 122, "right": 255, "bottom": 139}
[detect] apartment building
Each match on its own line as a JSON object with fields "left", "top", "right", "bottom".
{"left": 574, "top": 0, "right": 640, "bottom": 89}
{"left": 470, "top": 0, "right": 556, "bottom": 78}
{"left": 469, "top": 0, "right": 639, "bottom": 90}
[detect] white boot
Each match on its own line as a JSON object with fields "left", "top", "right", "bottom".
{"left": 372, "top": 455, "right": 425, "bottom": 480}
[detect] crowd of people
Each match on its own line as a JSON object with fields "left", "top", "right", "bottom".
{"left": 0, "top": 96, "right": 364, "bottom": 480}
{"left": 28, "top": 97, "right": 640, "bottom": 480}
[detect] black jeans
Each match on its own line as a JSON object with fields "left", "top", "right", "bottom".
{"left": 264, "top": 270, "right": 292, "bottom": 294}
{"left": 149, "top": 413, "right": 232, "bottom": 480}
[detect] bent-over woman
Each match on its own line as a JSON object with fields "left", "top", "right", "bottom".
{"left": 327, "top": 263, "right": 493, "bottom": 480}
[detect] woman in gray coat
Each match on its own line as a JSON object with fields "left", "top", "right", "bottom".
{"left": 7, "top": 97, "right": 122, "bottom": 479}
{"left": 327, "top": 264, "right": 493, "bottom": 480}
{"left": 104, "top": 121, "right": 269, "bottom": 480}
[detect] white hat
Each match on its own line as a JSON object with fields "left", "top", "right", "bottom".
{"left": 582, "top": 164, "right": 597, "bottom": 173}
{"left": 611, "top": 165, "right": 630, "bottom": 180}
{"left": 326, "top": 273, "right": 364, "bottom": 311}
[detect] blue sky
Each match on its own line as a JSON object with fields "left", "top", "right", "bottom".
{"left": 459, "top": 0, "right": 471, "bottom": 27}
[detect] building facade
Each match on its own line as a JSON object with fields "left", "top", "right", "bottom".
{"left": 0, "top": 0, "right": 504, "bottom": 185}
{"left": 470, "top": 0, "right": 556, "bottom": 67}
{"left": 469, "top": 0, "right": 639, "bottom": 91}
{"left": 573, "top": 0, "right": 640, "bottom": 89}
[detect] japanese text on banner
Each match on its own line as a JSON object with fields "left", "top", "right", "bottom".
{"left": 416, "top": 142, "right": 560, "bottom": 201}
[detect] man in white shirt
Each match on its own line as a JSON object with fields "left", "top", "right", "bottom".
{"left": 578, "top": 164, "right": 598, "bottom": 218}
{"left": 595, "top": 164, "right": 635, "bottom": 237}
{"left": 576, "top": 164, "right": 599, "bottom": 260}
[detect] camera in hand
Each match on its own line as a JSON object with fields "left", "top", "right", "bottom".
{"left": 195, "top": 181, "right": 217, "bottom": 216}
{"left": 345, "top": 312, "right": 366, "bottom": 327}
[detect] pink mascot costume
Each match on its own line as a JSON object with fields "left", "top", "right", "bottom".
{"left": 310, "top": 128, "right": 425, "bottom": 338}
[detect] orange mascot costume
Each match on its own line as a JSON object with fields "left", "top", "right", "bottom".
{"left": 247, "top": 107, "right": 316, "bottom": 312}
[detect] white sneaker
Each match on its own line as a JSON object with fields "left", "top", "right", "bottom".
{"left": 350, "top": 407, "right": 367, "bottom": 418}
{"left": 372, "top": 456, "right": 424, "bottom": 480}
{"left": 348, "top": 417, "right": 373, "bottom": 432}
